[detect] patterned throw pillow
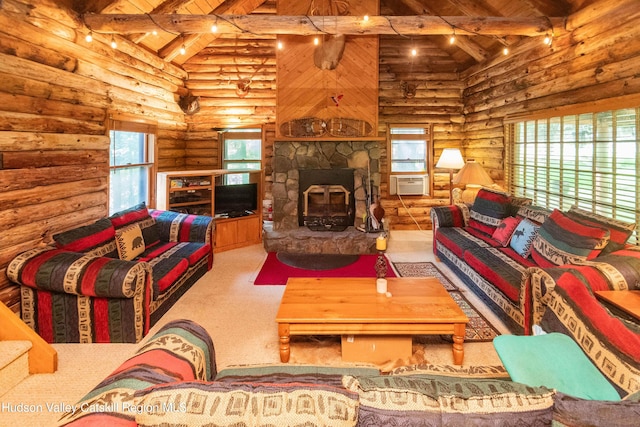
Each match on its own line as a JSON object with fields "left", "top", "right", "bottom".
{"left": 510, "top": 218, "right": 539, "bottom": 258}
{"left": 133, "top": 381, "right": 359, "bottom": 427}
{"left": 531, "top": 209, "right": 610, "bottom": 267}
{"left": 215, "top": 365, "right": 379, "bottom": 387}
{"left": 553, "top": 392, "right": 640, "bottom": 426}
{"left": 53, "top": 218, "right": 118, "bottom": 258}
{"left": 56, "top": 319, "right": 216, "bottom": 426}
{"left": 343, "top": 375, "right": 554, "bottom": 426}
{"left": 507, "top": 196, "right": 533, "bottom": 217}
{"left": 390, "top": 363, "right": 510, "bottom": 379}
{"left": 468, "top": 188, "right": 511, "bottom": 236}
{"left": 115, "top": 224, "right": 146, "bottom": 261}
{"left": 110, "top": 202, "right": 161, "bottom": 248}
{"left": 492, "top": 216, "right": 521, "bottom": 247}
{"left": 566, "top": 205, "right": 636, "bottom": 255}
{"left": 516, "top": 205, "right": 553, "bottom": 225}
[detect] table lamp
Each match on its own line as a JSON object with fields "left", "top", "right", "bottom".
{"left": 435, "top": 148, "right": 465, "bottom": 204}
{"left": 453, "top": 159, "right": 494, "bottom": 203}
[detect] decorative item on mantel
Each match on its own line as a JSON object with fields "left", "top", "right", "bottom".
{"left": 375, "top": 233, "right": 388, "bottom": 294}
{"left": 436, "top": 148, "right": 465, "bottom": 205}
{"left": 279, "top": 117, "right": 374, "bottom": 138}
{"left": 453, "top": 159, "right": 495, "bottom": 203}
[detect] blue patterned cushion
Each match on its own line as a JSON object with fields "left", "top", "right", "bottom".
{"left": 510, "top": 218, "right": 539, "bottom": 258}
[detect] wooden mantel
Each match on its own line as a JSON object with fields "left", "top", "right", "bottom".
{"left": 83, "top": 14, "right": 564, "bottom": 37}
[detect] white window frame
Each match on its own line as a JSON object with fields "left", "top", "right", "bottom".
{"left": 220, "top": 128, "right": 262, "bottom": 184}
{"left": 387, "top": 124, "right": 434, "bottom": 196}
{"left": 108, "top": 116, "right": 157, "bottom": 215}
{"left": 388, "top": 125, "right": 433, "bottom": 174}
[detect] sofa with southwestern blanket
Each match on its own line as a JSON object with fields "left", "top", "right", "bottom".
{"left": 430, "top": 187, "right": 640, "bottom": 395}
{"left": 57, "top": 319, "right": 640, "bottom": 427}
{"left": 6, "top": 203, "right": 213, "bottom": 343}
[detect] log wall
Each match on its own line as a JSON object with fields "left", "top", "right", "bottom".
{"left": 183, "top": 34, "right": 278, "bottom": 134}
{"left": 462, "top": 0, "right": 640, "bottom": 188}
{"left": 0, "top": 0, "right": 188, "bottom": 313}
{"left": 378, "top": 35, "right": 465, "bottom": 230}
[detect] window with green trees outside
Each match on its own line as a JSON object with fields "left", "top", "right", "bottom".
{"left": 506, "top": 108, "right": 639, "bottom": 244}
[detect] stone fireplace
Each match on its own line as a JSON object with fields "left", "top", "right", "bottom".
{"left": 264, "top": 140, "right": 382, "bottom": 254}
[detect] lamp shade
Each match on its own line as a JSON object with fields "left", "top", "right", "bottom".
{"left": 453, "top": 160, "right": 494, "bottom": 186}
{"left": 436, "top": 148, "right": 465, "bottom": 170}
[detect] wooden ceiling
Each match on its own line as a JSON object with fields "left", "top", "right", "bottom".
{"left": 67, "top": 0, "right": 597, "bottom": 129}
{"left": 72, "top": 0, "right": 591, "bottom": 71}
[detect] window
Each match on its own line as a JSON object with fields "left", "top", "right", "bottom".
{"left": 506, "top": 108, "right": 639, "bottom": 244}
{"left": 221, "top": 128, "right": 262, "bottom": 184}
{"left": 388, "top": 125, "right": 432, "bottom": 173}
{"left": 109, "top": 118, "right": 157, "bottom": 215}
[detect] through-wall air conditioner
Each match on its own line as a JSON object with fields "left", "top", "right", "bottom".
{"left": 390, "top": 175, "right": 429, "bottom": 196}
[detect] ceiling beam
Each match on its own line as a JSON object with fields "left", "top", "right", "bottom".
{"left": 130, "top": 0, "right": 224, "bottom": 44}
{"left": 73, "top": 0, "right": 114, "bottom": 14}
{"left": 396, "top": 1, "right": 489, "bottom": 65}
{"left": 443, "top": 0, "right": 518, "bottom": 46}
{"left": 162, "top": 0, "right": 267, "bottom": 64}
{"left": 83, "top": 14, "right": 564, "bottom": 37}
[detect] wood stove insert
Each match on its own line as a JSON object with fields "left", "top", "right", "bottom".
{"left": 298, "top": 169, "right": 355, "bottom": 231}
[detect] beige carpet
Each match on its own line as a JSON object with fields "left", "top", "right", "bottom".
{"left": 0, "top": 230, "right": 509, "bottom": 426}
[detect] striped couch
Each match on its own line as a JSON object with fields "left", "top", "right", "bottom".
{"left": 7, "top": 203, "right": 213, "bottom": 343}
{"left": 431, "top": 188, "right": 640, "bottom": 395}
{"left": 58, "top": 319, "right": 640, "bottom": 426}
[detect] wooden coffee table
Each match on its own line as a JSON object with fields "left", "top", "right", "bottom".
{"left": 276, "top": 277, "right": 469, "bottom": 365}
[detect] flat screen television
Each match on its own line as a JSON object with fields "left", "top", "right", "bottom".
{"left": 214, "top": 183, "right": 258, "bottom": 216}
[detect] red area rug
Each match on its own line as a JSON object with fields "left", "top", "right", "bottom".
{"left": 254, "top": 252, "right": 396, "bottom": 285}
